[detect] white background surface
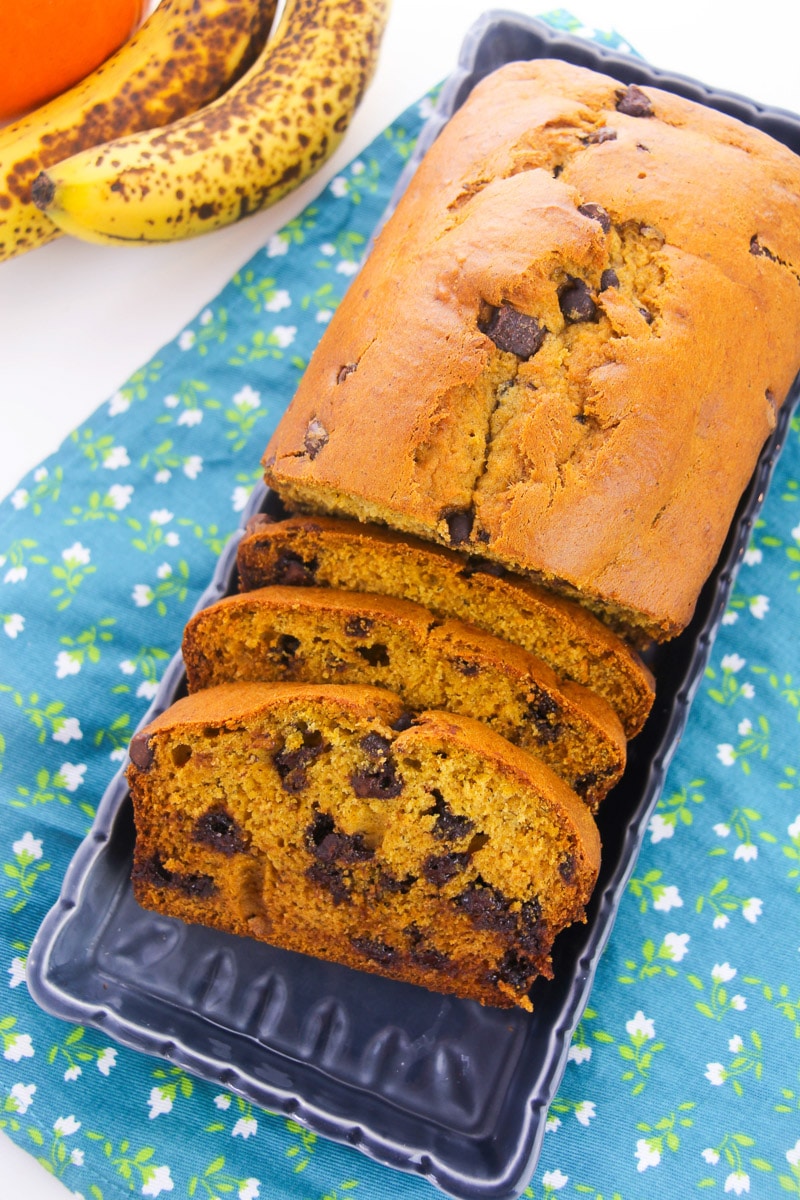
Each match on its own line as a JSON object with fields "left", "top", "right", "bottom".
{"left": 2, "top": 0, "right": 800, "bottom": 1194}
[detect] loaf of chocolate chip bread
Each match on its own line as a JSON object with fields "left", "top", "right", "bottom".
{"left": 237, "top": 512, "right": 654, "bottom": 737}
{"left": 127, "top": 681, "right": 601, "bottom": 1010}
{"left": 182, "top": 584, "right": 627, "bottom": 809}
{"left": 262, "top": 58, "right": 800, "bottom": 641}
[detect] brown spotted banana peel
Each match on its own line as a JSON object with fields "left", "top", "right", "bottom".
{"left": 32, "top": 0, "right": 392, "bottom": 246}
{"left": 0, "top": 0, "right": 277, "bottom": 262}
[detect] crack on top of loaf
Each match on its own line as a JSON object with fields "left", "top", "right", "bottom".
{"left": 750, "top": 235, "right": 800, "bottom": 285}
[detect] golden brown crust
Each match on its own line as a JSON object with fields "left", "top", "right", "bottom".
{"left": 236, "top": 512, "right": 654, "bottom": 736}
{"left": 262, "top": 59, "right": 800, "bottom": 640}
{"left": 181, "top": 583, "right": 627, "bottom": 809}
{"left": 127, "top": 681, "right": 601, "bottom": 1010}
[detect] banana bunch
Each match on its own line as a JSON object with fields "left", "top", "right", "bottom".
{"left": 32, "top": 0, "right": 391, "bottom": 247}
{"left": 0, "top": 0, "right": 276, "bottom": 262}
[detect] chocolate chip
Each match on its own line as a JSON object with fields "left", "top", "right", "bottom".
{"left": 274, "top": 633, "right": 300, "bottom": 666}
{"left": 517, "top": 898, "right": 547, "bottom": 954}
{"left": 391, "top": 711, "right": 414, "bottom": 733}
{"left": 272, "top": 551, "right": 317, "bottom": 587}
{"left": 304, "top": 418, "right": 328, "bottom": 459}
{"left": 134, "top": 853, "right": 216, "bottom": 899}
{"left": 600, "top": 268, "right": 619, "bottom": 291}
{"left": 582, "top": 128, "right": 616, "bottom": 144}
{"left": 574, "top": 772, "right": 598, "bottom": 799}
{"left": 559, "top": 853, "right": 577, "bottom": 884}
{"left": 638, "top": 306, "right": 654, "bottom": 325}
{"left": 422, "top": 852, "right": 470, "bottom": 887}
{"left": 578, "top": 202, "right": 611, "bottom": 233}
{"left": 456, "top": 880, "right": 516, "bottom": 934}
{"left": 558, "top": 277, "right": 597, "bottom": 323}
{"left": 479, "top": 302, "right": 547, "bottom": 359}
{"left": 378, "top": 869, "right": 417, "bottom": 894}
{"left": 129, "top": 731, "right": 154, "bottom": 771}
{"left": 192, "top": 807, "right": 248, "bottom": 856}
{"left": 351, "top": 936, "right": 399, "bottom": 966}
{"left": 360, "top": 732, "right": 392, "bottom": 758}
{"left": 425, "top": 790, "right": 475, "bottom": 842}
{"left": 336, "top": 362, "right": 358, "bottom": 383}
{"left": 459, "top": 556, "right": 507, "bottom": 580}
{"left": 305, "top": 810, "right": 373, "bottom": 865}
{"left": 492, "top": 949, "right": 536, "bottom": 992}
{"left": 615, "top": 84, "right": 654, "bottom": 118}
{"left": 405, "top": 925, "right": 452, "bottom": 973}
{"left": 527, "top": 691, "right": 563, "bottom": 743}
{"left": 444, "top": 509, "right": 474, "bottom": 545}
{"left": 451, "top": 657, "right": 480, "bottom": 677}
{"left": 351, "top": 758, "right": 403, "bottom": 799}
{"left": 273, "top": 731, "right": 327, "bottom": 793}
{"left": 306, "top": 860, "right": 351, "bottom": 905}
{"left": 355, "top": 643, "right": 390, "bottom": 668}
{"left": 345, "top": 616, "right": 373, "bottom": 637}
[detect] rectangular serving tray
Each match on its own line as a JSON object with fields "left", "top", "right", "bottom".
{"left": 27, "top": 12, "right": 800, "bottom": 1200}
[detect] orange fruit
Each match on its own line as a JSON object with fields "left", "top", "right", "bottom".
{"left": 0, "top": 0, "right": 147, "bottom": 120}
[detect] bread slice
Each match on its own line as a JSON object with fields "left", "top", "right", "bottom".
{"left": 182, "top": 584, "right": 626, "bottom": 811}
{"left": 127, "top": 681, "right": 601, "bottom": 1010}
{"left": 237, "top": 512, "right": 654, "bottom": 737}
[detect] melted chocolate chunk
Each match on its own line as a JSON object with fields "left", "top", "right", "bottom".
{"left": 451, "top": 657, "right": 480, "bottom": 677}
{"left": 559, "top": 853, "right": 577, "bottom": 884}
{"left": 274, "top": 633, "right": 300, "bottom": 666}
{"left": 444, "top": 509, "right": 474, "bottom": 545}
{"left": 192, "top": 806, "right": 248, "bottom": 856}
{"left": 134, "top": 853, "right": 216, "bottom": 899}
{"left": 351, "top": 757, "right": 404, "bottom": 799}
{"left": 305, "top": 810, "right": 373, "bottom": 865}
{"left": 456, "top": 880, "right": 516, "bottom": 934}
{"left": 558, "top": 277, "right": 597, "bottom": 323}
{"left": 129, "top": 731, "right": 154, "bottom": 771}
{"left": 459, "top": 556, "right": 507, "bottom": 580}
{"left": 582, "top": 127, "right": 616, "bottom": 144}
{"left": 426, "top": 790, "right": 475, "bottom": 842}
{"left": 492, "top": 949, "right": 536, "bottom": 992}
{"left": 578, "top": 202, "right": 611, "bottom": 233}
{"left": 345, "top": 615, "right": 373, "bottom": 637}
{"left": 574, "top": 771, "right": 598, "bottom": 799}
{"left": 615, "top": 84, "right": 654, "bottom": 117}
{"left": 517, "top": 898, "right": 547, "bottom": 954}
{"left": 391, "top": 712, "right": 415, "bottom": 733}
{"left": 306, "top": 860, "right": 350, "bottom": 905}
{"left": 273, "top": 731, "right": 327, "bottom": 793}
{"left": 304, "top": 418, "right": 328, "bottom": 459}
{"left": 527, "top": 691, "right": 563, "bottom": 743}
{"left": 360, "top": 732, "right": 392, "bottom": 758}
{"left": 638, "top": 306, "right": 654, "bottom": 325}
{"left": 378, "top": 869, "right": 417, "bottom": 895}
{"left": 600, "top": 268, "right": 620, "bottom": 291}
{"left": 351, "top": 936, "right": 400, "bottom": 966}
{"left": 479, "top": 302, "right": 546, "bottom": 359}
{"left": 422, "top": 852, "right": 470, "bottom": 887}
{"left": 405, "top": 925, "right": 453, "bottom": 973}
{"left": 750, "top": 235, "right": 777, "bottom": 260}
{"left": 336, "top": 362, "right": 358, "bottom": 383}
{"left": 355, "top": 643, "right": 390, "bottom": 668}
{"left": 271, "top": 551, "right": 317, "bottom": 587}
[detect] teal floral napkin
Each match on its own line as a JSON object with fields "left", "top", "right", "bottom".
{"left": 2, "top": 13, "right": 800, "bottom": 1200}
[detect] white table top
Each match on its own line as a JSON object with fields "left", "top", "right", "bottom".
{"left": 2, "top": 0, "right": 800, "bottom": 1193}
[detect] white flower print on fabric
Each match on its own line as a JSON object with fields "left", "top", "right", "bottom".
{"left": 102, "top": 446, "right": 130, "bottom": 470}
{"left": 137, "top": 680, "right": 159, "bottom": 700}
{"left": 232, "top": 486, "right": 250, "bottom": 512}
{"left": 271, "top": 325, "right": 296, "bottom": 348}
{"left": 10, "top": 489, "right": 29, "bottom": 510}
{"left": 724, "top": 1170, "right": 750, "bottom": 1194}
{"left": 97, "top": 1048, "right": 117, "bottom": 1075}
{"left": 178, "top": 330, "right": 196, "bottom": 351}
{"left": 233, "top": 385, "right": 260, "bottom": 411}
{"left": 64, "top": 1066, "right": 81, "bottom": 1081}
{"left": 71, "top": 1147, "right": 85, "bottom": 1165}
{"left": 545, "top": 1115, "right": 561, "bottom": 1132}
{"left": 9, "top": 1082, "right": 36, "bottom": 1113}
{"left": 266, "top": 233, "right": 289, "bottom": 256}
{"left": 108, "top": 391, "right": 130, "bottom": 416}
{"left": 53, "top": 717, "right": 82, "bottom": 744}
{"left": 13, "top": 832, "right": 42, "bottom": 860}
{"left": 58, "top": 763, "right": 86, "bottom": 792}
{"left": 574, "top": 1101, "right": 595, "bottom": 1126}
{"left": 743, "top": 547, "right": 762, "bottom": 566}
{"left": 148, "top": 1086, "right": 173, "bottom": 1118}
{"left": 734, "top": 843, "right": 758, "bottom": 862}
{"left": 703, "top": 1148, "right": 721, "bottom": 1164}
{"left": 8, "top": 956, "right": 27, "bottom": 987}
{"left": 663, "top": 932, "right": 690, "bottom": 961}
{"left": 742, "top": 898, "right": 762, "bottom": 923}
{"left": 177, "top": 409, "right": 203, "bottom": 427}
{"left": 721, "top": 654, "right": 746, "bottom": 673}
{"left": 238, "top": 1181, "right": 260, "bottom": 1200}
{"left": 214, "top": 1094, "right": 232, "bottom": 1110}
{"left": 4, "top": 565, "right": 27, "bottom": 583}
{"left": 712, "top": 963, "right": 737, "bottom": 983}
{"left": 787, "top": 1140, "right": 800, "bottom": 1167}
{"left": 183, "top": 456, "right": 203, "bottom": 479}
{"left": 3, "top": 613, "right": 24, "bottom": 638}
{"left": 232, "top": 1116, "right": 258, "bottom": 1139}
{"left": 717, "top": 744, "right": 736, "bottom": 766}
{"left": 55, "top": 650, "right": 82, "bottom": 679}
{"left": 568, "top": 1045, "right": 592, "bottom": 1065}
{"left": 316, "top": 308, "right": 333, "bottom": 323}
{"left": 749, "top": 595, "right": 768, "bottom": 619}
{"left": 705, "top": 1062, "right": 725, "bottom": 1085}
{"left": 626, "top": 1011, "right": 655, "bottom": 1041}
{"left": 54, "top": 1115, "right": 80, "bottom": 1136}
{"left": 156, "top": 563, "right": 172, "bottom": 580}
{"left": 542, "top": 1169, "right": 568, "bottom": 1190}
{"left": 149, "top": 510, "right": 173, "bottom": 526}
{"left": 648, "top": 813, "right": 674, "bottom": 843}
{"left": 4, "top": 1033, "right": 34, "bottom": 1061}
{"left": 107, "top": 484, "right": 133, "bottom": 510}
{"left": 141, "top": 1164, "right": 174, "bottom": 1196}
{"left": 133, "top": 584, "right": 154, "bottom": 607}
{"left": 653, "top": 885, "right": 682, "bottom": 912}
{"left": 265, "top": 289, "right": 291, "bottom": 312}
{"left": 62, "top": 542, "right": 91, "bottom": 567}
{"left": 635, "top": 1137, "right": 660, "bottom": 1171}
{"left": 330, "top": 176, "right": 348, "bottom": 197}
{"left": 336, "top": 260, "right": 359, "bottom": 276}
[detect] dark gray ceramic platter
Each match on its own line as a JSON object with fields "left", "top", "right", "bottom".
{"left": 26, "top": 12, "right": 800, "bottom": 1200}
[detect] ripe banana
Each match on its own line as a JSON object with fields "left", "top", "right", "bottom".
{"left": 0, "top": 0, "right": 277, "bottom": 262}
{"left": 32, "top": 0, "right": 391, "bottom": 246}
